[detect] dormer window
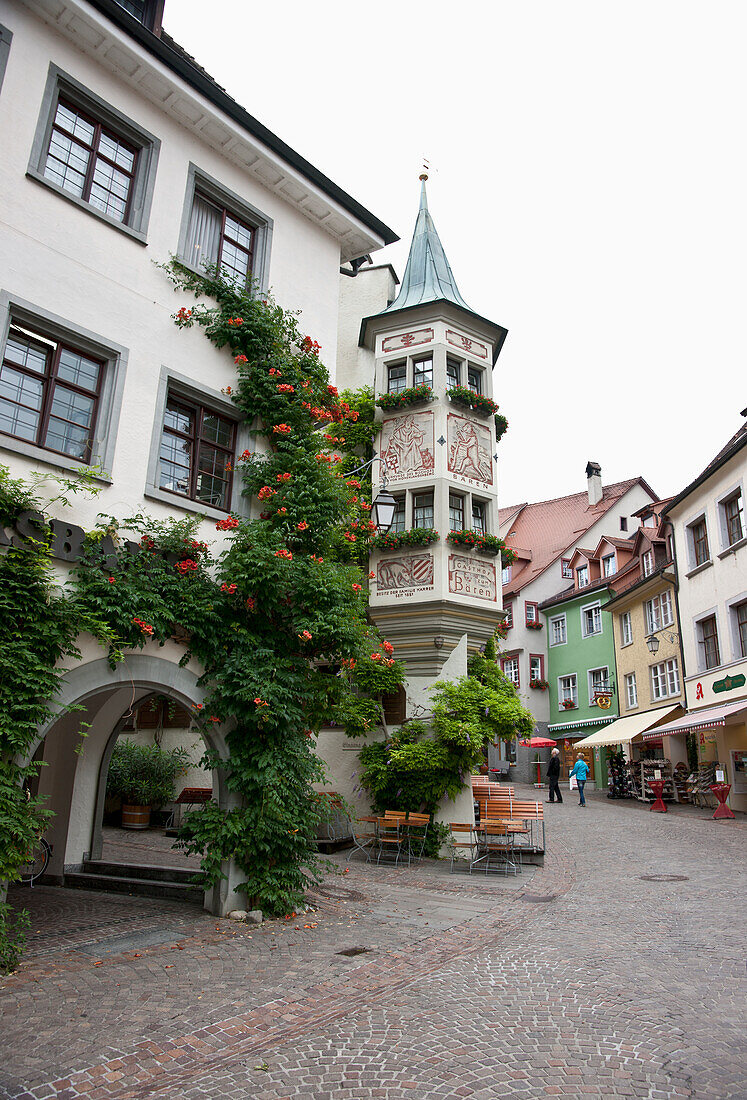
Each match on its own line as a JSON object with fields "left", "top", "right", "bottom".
{"left": 642, "top": 549, "right": 654, "bottom": 576}
{"left": 113, "top": 0, "right": 164, "bottom": 33}
{"left": 602, "top": 554, "right": 615, "bottom": 577}
{"left": 576, "top": 564, "right": 589, "bottom": 588}
{"left": 561, "top": 558, "right": 573, "bottom": 579}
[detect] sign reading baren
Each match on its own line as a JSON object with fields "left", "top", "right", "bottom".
{"left": 448, "top": 554, "right": 496, "bottom": 601}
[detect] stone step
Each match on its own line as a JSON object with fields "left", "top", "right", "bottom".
{"left": 65, "top": 869, "right": 204, "bottom": 903}
{"left": 82, "top": 859, "right": 198, "bottom": 885}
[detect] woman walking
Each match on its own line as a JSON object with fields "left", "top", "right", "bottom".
{"left": 569, "top": 753, "right": 590, "bottom": 806}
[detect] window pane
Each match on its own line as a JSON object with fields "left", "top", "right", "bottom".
{"left": 164, "top": 402, "right": 193, "bottom": 436}
{"left": 159, "top": 433, "right": 191, "bottom": 493}
{"left": 220, "top": 239, "right": 250, "bottom": 288}
{"left": 0, "top": 365, "right": 44, "bottom": 413}
{"left": 449, "top": 494, "right": 463, "bottom": 531}
{"left": 472, "top": 502, "right": 485, "bottom": 534}
{"left": 201, "top": 413, "right": 233, "bottom": 448}
{"left": 446, "top": 358, "right": 461, "bottom": 387}
{"left": 44, "top": 416, "right": 91, "bottom": 459}
{"left": 49, "top": 386, "right": 94, "bottom": 428}
{"left": 5, "top": 331, "right": 50, "bottom": 374}
{"left": 90, "top": 159, "right": 131, "bottom": 222}
{"left": 186, "top": 194, "right": 222, "bottom": 270}
{"left": 196, "top": 443, "right": 230, "bottom": 508}
{"left": 57, "top": 347, "right": 100, "bottom": 392}
{"left": 98, "top": 131, "right": 135, "bottom": 172}
{"left": 387, "top": 363, "right": 406, "bottom": 393}
{"left": 45, "top": 130, "right": 90, "bottom": 196}
{"left": 413, "top": 492, "right": 433, "bottom": 528}
{"left": 54, "top": 102, "right": 95, "bottom": 145}
{"left": 413, "top": 358, "right": 433, "bottom": 387}
{"left": 467, "top": 366, "right": 482, "bottom": 394}
{"left": 737, "top": 603, "right": 747, "bottom": 658}
{"left": 224, "top": 214, "right": 253, "bottom": 251}
{"left": 391, "top": 497, "right": 405, "bottom": 533}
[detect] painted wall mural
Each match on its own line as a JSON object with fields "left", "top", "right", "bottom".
{"left": 447, "top": 413, "right": 492, "bottom": 486}
{"left": 377, "top": 554, "right": 434, "bottom": 597}
{"left": 448, "top": 554, "right": 497, "bottom": 602}
{"left": 381, "top": 412, "right": 434, "bottom": 482}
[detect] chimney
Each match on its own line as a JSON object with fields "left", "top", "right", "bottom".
{"left": 586, "top": 461, "right": 602, "bottom": 506}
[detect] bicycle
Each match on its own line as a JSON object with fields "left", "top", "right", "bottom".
{"left": 18, "top": 837, "right": 51, "bottom": 886}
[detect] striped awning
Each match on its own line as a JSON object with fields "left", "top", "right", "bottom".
{"left": 642, "top": 699, "right": 747, "bottom": 741}
{"left": 548, "top": 715, "right": 616, "bottom": 733}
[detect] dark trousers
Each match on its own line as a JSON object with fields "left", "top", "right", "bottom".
{"left": 548, "top": 777, "right": 563, "bottom": 802}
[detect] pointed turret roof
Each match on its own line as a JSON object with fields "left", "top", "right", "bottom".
{"left": 382, "top": 177, "right": 472, "bottom": 314}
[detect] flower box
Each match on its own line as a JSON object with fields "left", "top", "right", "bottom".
{"left": 561, "top": 700, "right": 577, "bottom": 710}
{"left": 446, "top": 530, "right": 514, "bottom": 564}
{"left": 494, "top": 413, "right": 509, "bottom": 440}
{"left": 446, "top": 385, "right": 499, "bottom": 417}
{"left": 529, "top": 679, "right": 549, "bottom": 691}
{"left": 376, "top": 385, "right": 434, "bottom": 411}
{"left": 372, "top": 527, "right": 439, "bottom": 551}
{"left": 526, "top": 620, "right": 543, "bottom": 631}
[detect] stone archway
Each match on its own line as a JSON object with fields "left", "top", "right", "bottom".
{"left": 23, "top": 650, "right": 246, "bottom": 916}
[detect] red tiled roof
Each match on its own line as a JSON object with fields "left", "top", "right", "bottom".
{"left": 500, "top": 478, "right": 655, "bottom": 597}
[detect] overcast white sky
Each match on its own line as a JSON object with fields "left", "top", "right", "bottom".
{"left": 166, "top": 1, "right": 745, "bottom": 507}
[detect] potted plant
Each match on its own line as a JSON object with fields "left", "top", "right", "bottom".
{"left": 106, "top": 739, "right": 190, "bottom": 829}
{"left": 373, "top": 527, "right": 439, "bottom": 551}
{"left": 376, "top": 384, "right": 434, "bottom": 410}
{"left": 445, "top": 384, "right": 500, "bottom": 417}
{"left": 529, "top": 678, "right": 549, "bottom": 690}
{"left": 561, "top": 699, "right": 577, "bottom": 710}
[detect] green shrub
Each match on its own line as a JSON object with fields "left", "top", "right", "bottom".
{"left": 106, "top": 739, "right": 190, "bottom": 806}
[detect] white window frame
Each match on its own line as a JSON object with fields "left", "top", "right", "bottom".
{"left": 642, "top": 549, "right": 654, "bottom": 576}
{"left": 625, "top": 672, "right": 638, "bottom": 709}
{"left": 620, "top": 610, "right": 633, "bottom": 647}
{"left": 501, "top": 655, "right": 520, "bottom": 688}
{"left": 501, "top": 564, "right": 512, "bottom": 585}
{"left": 581, "top": 601, "right": 603, "bottom": 638}
{"left": 549, "top": 614, "right": 567, "bottom": 646}
{"left": 561, "top": 558, "right": 573, "bottom": 579}
{"left": 602, "top": 553, "right": 616, "bottom": 577}
{"left": 645, "top": 591, "right": 673, "bottom": 634}
{"left": 576, "top": 564, "right": 589, "bottom": 588}
{"left": 588, "top": 666, "right": 610, "bottom": 704}
{"left": 650, "top": 658, "right": 680, "bottom": 701}
{"left": 558, "top": 674, "right": 577, "bottom": 708}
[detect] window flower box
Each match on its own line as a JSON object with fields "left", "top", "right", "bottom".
{"left": 446, "top": 529, "right": 515, "bottom": 565}
{"left": 526, "top": 620, "right": 543, "bottom": 631}
{"left": 529, "top": 679, "right": 549, "bottom": 691}
{"left": 494, "top": 413, "right": 508, "bottom": 440}
{"left": 561, "top": 699, "right": 577, "bottom": 710}
{"left": 376, "top": 384, "right": 434, "bottom": 411}
{"left": 446, "top": 384, "right": 499, "bottom": 417}
{"left": 372, "top": 527, "right": 439, "bottom": 551}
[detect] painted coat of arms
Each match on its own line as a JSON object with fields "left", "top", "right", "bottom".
{"left": 381, "top": 412, "right": 434, "bottom": 482}
{"left": 447, "top": 414, "right": 492, "bottom": 485}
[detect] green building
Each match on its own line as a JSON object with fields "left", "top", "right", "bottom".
{"left": 540, "top": 574, "right": 618, "bottom": 789}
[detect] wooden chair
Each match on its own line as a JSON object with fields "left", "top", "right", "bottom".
{"left": 404, "top": 812, "right": 429, "bottom": 861}
{"left": 478, "top": 822, "right": 519, "bottom": 876}
{"left": 376, "top": 817, "right": 408, "bottom": 865}
{"left": 448, "top": 823, "right": 478, "bottom": 873}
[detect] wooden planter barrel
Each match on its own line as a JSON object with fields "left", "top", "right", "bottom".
{"left": 121, "top": 804, "right": 150, "bottom": 829}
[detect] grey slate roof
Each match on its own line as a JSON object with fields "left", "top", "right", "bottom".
{"left": 382, "top": 179, "right": 472, "bottom": 314}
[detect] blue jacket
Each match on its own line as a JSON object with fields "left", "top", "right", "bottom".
{"left": 570, "top": 759, "right": 590, "bottom": 781}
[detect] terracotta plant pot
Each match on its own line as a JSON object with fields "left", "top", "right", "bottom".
{"left": 121, "top": 804, "right": 151, "bottom": 830}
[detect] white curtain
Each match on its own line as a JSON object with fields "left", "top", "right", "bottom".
{"left": 185, "top": 194, "right": 221, "bottom": 270}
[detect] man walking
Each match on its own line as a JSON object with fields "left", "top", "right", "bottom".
{"left": 546, "top": 748, "right": 563, "bottom": 803}
{"left": 569, "top": 753, "right": 590, "bottom": 806}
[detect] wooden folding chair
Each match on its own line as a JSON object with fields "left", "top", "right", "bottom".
{"left": 448, "top": 823, "right": 478, "bottom": 873}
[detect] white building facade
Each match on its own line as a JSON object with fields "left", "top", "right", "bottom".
{"left": 0, "top": 0, "right": 395, "bottom": 912}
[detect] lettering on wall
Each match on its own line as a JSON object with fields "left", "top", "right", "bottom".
{"left": 377, "top": 554, "right": 434, "bottom": 597}
{"left": 447, "top": 414, "right": 492, "bottom": 486}
{"left": 2, "top": 510, "right": 144, "bottom": 569}
{"left": 381, "top": 412, "right": 434, "bottom": 482}
{"left": 448, "top": 554, "right": 497, "bottom": 602}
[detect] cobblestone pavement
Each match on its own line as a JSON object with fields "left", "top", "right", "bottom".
{"left": 1, "top": 788, "right": 745, "bottom": 1099}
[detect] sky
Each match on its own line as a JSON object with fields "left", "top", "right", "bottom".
{"left": 165, "top": 1, "right": 746, "bottom": 507}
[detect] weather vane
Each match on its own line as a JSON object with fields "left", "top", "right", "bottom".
{"left": 419, "top": 157, "right": 431, "bottom": 182}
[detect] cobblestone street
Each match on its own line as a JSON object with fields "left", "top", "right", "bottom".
{"left": 1, "top": 788, "right": 745, "bottom": 1100}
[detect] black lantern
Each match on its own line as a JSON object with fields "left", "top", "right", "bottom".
{"left": 645, "top": 633, "right": 660, "bottom": 655}
{"left": 371, "top": 488, "right": 397, "bottom": 532}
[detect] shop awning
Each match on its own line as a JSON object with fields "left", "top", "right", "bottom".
{"left": 641, "top": 699, "right": 747, "bottom": 741}
{"left": 574, "top": 706, "right": 681, "bottom": 749}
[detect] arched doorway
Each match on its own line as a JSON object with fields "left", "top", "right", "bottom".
{"left": 21, "top": 651, "right": 245, "bottom": 916}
